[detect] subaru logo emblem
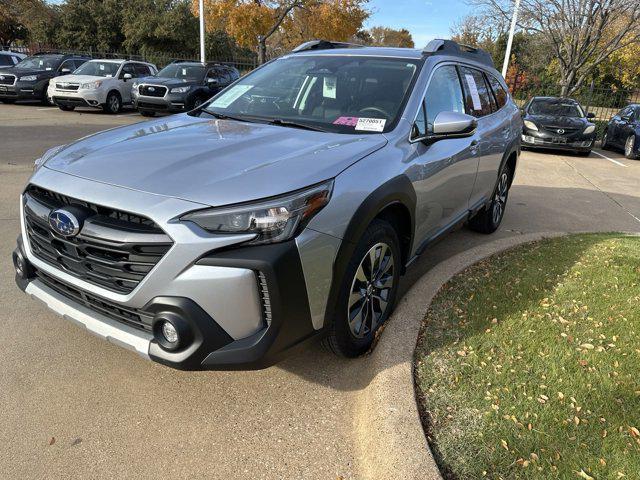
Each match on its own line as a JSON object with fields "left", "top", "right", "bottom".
{"left": 148, "top": 87, "right": 155, "bottom": 92}
{"left": 0, "top": 76, "right": 4, "bottom": 80}
{"left": 557, "top": 129, "right": 565, "bottom": 134}
{"left": 48, "top": 209, "right": 82, "bottom": 237}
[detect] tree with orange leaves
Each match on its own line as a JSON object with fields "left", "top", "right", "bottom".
{"left": 193, "top": 0, "right": 369, "bottom": 64}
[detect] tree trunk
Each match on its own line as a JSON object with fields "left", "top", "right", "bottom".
{"left": 257, "top": 36, "right": 267, "bottom": 65}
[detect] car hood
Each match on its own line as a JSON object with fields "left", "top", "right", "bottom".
{"left": 44, "top": 113, "right": 388, "bottom": 207}
{"left": 525, "top": 114, "right": 589, "bottom": 128}
{"left": 54, "top": 74, "right": 112, "bottom": 83}
{"left": 0, "top": 67, "right": 51, "bottom": 76}
{"left": 137, "top": 76, "right": 199, "bottom": 88}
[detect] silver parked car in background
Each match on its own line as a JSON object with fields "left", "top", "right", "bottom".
{"left": 13, "top": 39, "right": 521, "bottom": 370}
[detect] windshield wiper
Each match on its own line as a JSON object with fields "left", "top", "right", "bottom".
{"left": 268, "top": 119, "right": 327, "bottom": 132}
{"left": 202, "top": 110, "right": 254, "bottom": 123}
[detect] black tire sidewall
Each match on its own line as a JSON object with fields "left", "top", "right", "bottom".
{"left": 329, "top": 220, "right": 401, "bottom": 357}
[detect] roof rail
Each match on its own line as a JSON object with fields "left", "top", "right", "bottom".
{"left": 423, "top": 39, "right": 495, "bottom": 68}
{"left": 291, "top": 40, "right": 364, "bottom": 53}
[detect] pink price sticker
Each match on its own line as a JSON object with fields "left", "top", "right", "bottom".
{"left": 333, "top": 116, "right": 360, "bottom": 127}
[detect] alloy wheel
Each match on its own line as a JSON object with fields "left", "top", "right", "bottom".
{"left": 109, "top": 94, "right": 120, "bottom": 113}
{"left": 626, "top": 136, "right": 635, "bottom": 158}
{"left": 347, "top": 242, "right": 395, "bottom": 339}
{"left": 492, "top": 171, "right": 509, "bottom": 225}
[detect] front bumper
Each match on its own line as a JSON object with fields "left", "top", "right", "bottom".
{"left": 0, "top": 79, "right": 48, "bottom": 100}
{"left": 521, "top": 129, "right": 595, "bottom": 152}
{"left": 14, "top": 170, "right": 335, "bottom": 370}
{"left": 132, "top": 90, "right": 188, "bottom": 113}
{"left": 50, "top": 88, "right": 106, "bottom": 108}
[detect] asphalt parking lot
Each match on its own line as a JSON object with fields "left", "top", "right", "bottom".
{"left": 1, "top": 103, "right": 639, "bottom": 479}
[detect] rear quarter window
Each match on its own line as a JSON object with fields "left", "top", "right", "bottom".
{"left": 459, "top": 66, "right": 494, "bottom": 118}
{"left": 486, "top": 73, "right": 508, "bottom": 109}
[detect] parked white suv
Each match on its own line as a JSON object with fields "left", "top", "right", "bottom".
{"left": 48, "top": 59, "right": 157, "bottom": 113}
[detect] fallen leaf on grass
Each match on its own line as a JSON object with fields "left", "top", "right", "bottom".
{"left": 575, "top": 469, "right": 594, "bottom": 480}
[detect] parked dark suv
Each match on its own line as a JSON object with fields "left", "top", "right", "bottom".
{"left": 132, "top": 61, "right": 240, "bottom": 116}
{"left": 521, "top": 96, "right": 596, "bottom": 155}
{"left": 0, "top": 53, "right": 89, "bottom": 104}
{"left": 602, "top": 104, "right": 640, "bottom": 159}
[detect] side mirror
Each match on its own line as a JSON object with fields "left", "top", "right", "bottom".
{"left": 586, "top": 112, "right": 595, "bottom": 119}
{"left": 60, "top": 68, "right": 72, "bottom": 74}
{"left": 433, "top": 111, "right": 478, "bottom": 136}
{"left": 123, "top": 73, "right": 133, "bottom": 81}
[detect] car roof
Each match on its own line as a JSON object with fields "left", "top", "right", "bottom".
{"left": 532, "top": 96, "right": 579, "bottom": 103}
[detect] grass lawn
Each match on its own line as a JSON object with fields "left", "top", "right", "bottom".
{"left": 414, "top": 234, "right": 640, "bottom": 480}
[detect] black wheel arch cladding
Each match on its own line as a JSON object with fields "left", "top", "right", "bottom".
{"left": 322, "top": 174, "right": 416, "bottom": 330}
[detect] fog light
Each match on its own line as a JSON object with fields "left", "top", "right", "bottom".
{"left": 13, "top": 249, "right": 34, "bottom": 280}
{"left": 161, "top": 321, "right": 179, "bottom": 343}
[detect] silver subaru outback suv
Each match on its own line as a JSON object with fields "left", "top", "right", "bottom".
{"left": 14, "top": 40, "right": 521, "bottom": 370}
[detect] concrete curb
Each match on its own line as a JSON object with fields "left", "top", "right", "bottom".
{"left": 353, "top": 231, "right": 567, "bottom": 479}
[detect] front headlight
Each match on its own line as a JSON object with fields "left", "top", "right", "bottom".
{"left": 34, "top": 144, "right": 66, "bottom": 172}
{"left": 20, "top": 75, "right": 37, "bottom": 81}
{"left": 181, "top": 180, "right": 333, "bottom": 245}
{"left": 583, "top": 125, "right": 596, "bottom": 135}
{"left": 80, "top": 80, "right": 102, "bottom": 89}
{"left": 170, "top": 86, "right": 190, "bottom": 93}
{"left": 523, "top": 120, "right": 538, "bottom": 131}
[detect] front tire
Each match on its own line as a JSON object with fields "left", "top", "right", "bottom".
{"left": 324, "top": 219, "right": 401, "bottom": 357}
{"left": 625, "top": 135, "right": 639, "bottom": 159}
{"left": 58, "top": 105, "right": 75, "bottom": 111}
{"left": 103, "top": 91, "right": 122, "bottom": 114}
{"left": 469, "top": 164, "right": 512, "bottom": 234}
{"left": 140, "top": 110, "right": 155, "bottom": 117}
{"left": 601, "top": 130, "right": 611, "bottom": 150}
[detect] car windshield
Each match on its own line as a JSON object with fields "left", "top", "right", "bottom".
{"left": 157, "top": 64, "right": 205, "bottom": 80}
{"left": 74, "top": 61, "right": 120, "bottom": 77}
{"left": 529, "top": 99, "right": 584, "bottom": 118}
{"left": 15, "top": 55, "right": 62, "bottom": 71}
{"left": 202, "top": 55, "right": 421, "bottom": 134}
{"left": 0, "top": 54, "right": 16, "bottom": 66}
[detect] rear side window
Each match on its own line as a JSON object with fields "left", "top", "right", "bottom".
{"left": 459, "top": 66, "right": 494, "bottom": 118}
{"left": 486, "top": 74, "right": 508, "bottom": 109}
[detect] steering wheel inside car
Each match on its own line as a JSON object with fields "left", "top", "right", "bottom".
{"left": 358, "top": 106, "right": 391, "bottom": 121}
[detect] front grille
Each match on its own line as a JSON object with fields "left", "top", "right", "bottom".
{"left": 24, "top": 185, "right": 172, "bottom": 294}
{"left": 56, "top": 83, "right": 79, "bottom": 91}
{"left": 36, "top": 269, "right": 154, "bottom": 332}
{"left": 139, "top": 85, "right": 167, "bottom": 97}
{"left": 0, "top": 74, "right": 15, "bottom": 85}
{"left": 540, "top": 125, "right": 580, "bottom": 136}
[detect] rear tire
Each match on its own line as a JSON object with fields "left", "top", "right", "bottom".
{"left": 625, "top": 135, "right": 639, "bottom": 160}
{"left": 323, "top": 219, "right": 401, "bottom": 358}
{"left": 58, "top": 105, "right": 75, "bottom": 111}
{"left": 103, "top": 91, "right": 121, "bottom": 114}
{"left": 469, "top": 164, "right": 512, "bottom": 234}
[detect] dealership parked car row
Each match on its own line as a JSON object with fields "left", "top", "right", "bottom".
{"left": 1, "top": 49, "right": 638, "bottom": 159}
{"left": 0, "top": 51, "right": 239, "bottom": 115}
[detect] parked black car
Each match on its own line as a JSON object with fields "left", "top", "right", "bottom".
{"left": 0, "top": 53, "right": 90, "bottom": 104}
{"left": 602, "top": 104, "right": 640, "bottom": 159}
{"left": 521, "top": 96, "right": 596, "bottom": 155}
{"left": 132, "top": 61, "right": 240, "bottom": 116}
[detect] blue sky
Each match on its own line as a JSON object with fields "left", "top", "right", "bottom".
{"left": 364, "top": 0, "right": 473, "bottom": 47}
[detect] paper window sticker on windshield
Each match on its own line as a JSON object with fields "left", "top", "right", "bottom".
{"left": 99, "top": 64, "right": 105, "bottom": 71}
{"left": 182, "top": 68, "right": 187, "bottom": 76}
{"left": 323, "top": 76, "right": 337, "bottom": 99}
{"left": 333, "top": 116, "right": 359, "bottom": 126}
{"left": 355, "top": 117, "right": 386, "bottom": 132}
{"left": 464, "top": 74, "right": 482, "bottom": 111}
{"left": 45, "top": 67, "right": 52, "bottom": 71}
{"left": 210, "top": 84, "right": 253, "bottom": 108}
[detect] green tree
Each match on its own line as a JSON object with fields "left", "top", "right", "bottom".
{"left": 55, "top": 0, "right": 126, "bottom": 52}
{"left": 367, "top": 26, "right": 414, "bottom": 48}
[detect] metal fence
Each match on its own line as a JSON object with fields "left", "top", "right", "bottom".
{"left": 3, "top": 44, "right": 257, "bottom": 73}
